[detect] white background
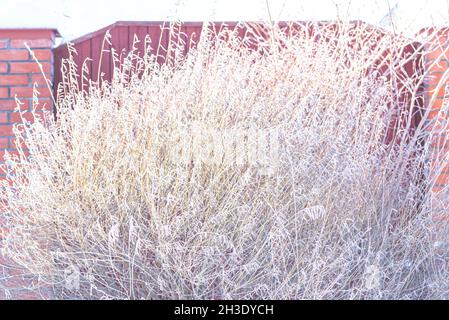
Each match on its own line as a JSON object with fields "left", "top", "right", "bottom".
{"left": 0, "top": 0, "right": 448, "bottom": 43}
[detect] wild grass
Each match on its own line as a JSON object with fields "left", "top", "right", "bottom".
{"left": 1, "top": 21, "right": 449, "bottom": 299}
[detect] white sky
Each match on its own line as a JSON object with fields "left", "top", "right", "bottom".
{"left": 1, "top": 0, "right": 449, "bottom": 44}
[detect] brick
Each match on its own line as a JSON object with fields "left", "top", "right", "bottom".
{"left": 31, "top": 49, "right": 52, "bottom": 61}
{"left": 431, "top": 161, "right": 449, "bottom": 174}
{"left": 0, "top": 137, "right": 8, "bottom": 149}
{"left": 431, "top": 134, "right": 448, "bottom": 147}
{"left": 30, "top": 73, "right": 51, "bottom": 86}
{"left": 428, "top": 109, "right": 448, "bottom": 119}
{"left": 10, "top": 86, "right": 52, "bottom": 98}
{"left": 0, "top": 75, "right": 28, "bottom": 86}
{"left": 0, "top": 29, "right": 55, "bottom": 39}
{"left": 10, "top": 62, "right": 51, "bottom": 73}
{"left": 0, "top": 149, "right": 29, "bottom": 159}
{"left": 429, "top": 141, "right": 449, "bottom": 155}
{"left": 0, "top": 88, "right": 7, "bottom": 98}
{"left": 0, "top": 99, "right": 27, "bottom": 111}
{"left": 427, "top": 97, "right": 445, "bottom": 111}
{"left": 432, "top": 184, "right": 445, "bottom": 193}
{"left": 0, "top": 125, "right": 13, "bottom": 136}
{"left": 425, "top": 59, "right": 449, "bottom": 72}
{"left": 436, "top": 173, "right": 449, "bottom": 186}
{"left": 0, "top": 49, "right": 29, "bottom": 61}
{"left": 0, "top": 177, "right": 13, "bottom": 186}
{"left": 0, "top": 112, "right": 7, "bottom": 124}
{"left": 31, "top": 99, "right": 53, "bottom": 111}
{"left": 425, "top": 73, "right": 447, "bottom": 87}
{"left": 425, "top": 58, "right": 449, "bottom": 73}
{"left": 10, "top": 39, "right": 53, "bottom": 49}
{"left": 10, "top": 137, "right": 29, "bottom": 150}
{"left": 10, "top": 111, "right": 48, "bottom": 123}
{"left": 0, "top": 62, "right": 7, "bottom": 73}
{"left": 428, "top": 83, "right": 448, "bottom": 99}
{"left": 425, "top": 47, "right": 449, "bottom": 62}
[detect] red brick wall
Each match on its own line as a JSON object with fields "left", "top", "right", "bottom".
{"left": 0, "top": 29, "right": 56, "bottom": 177}
{"left": 419, "top": 28, "right": 449, "bottom": 216}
